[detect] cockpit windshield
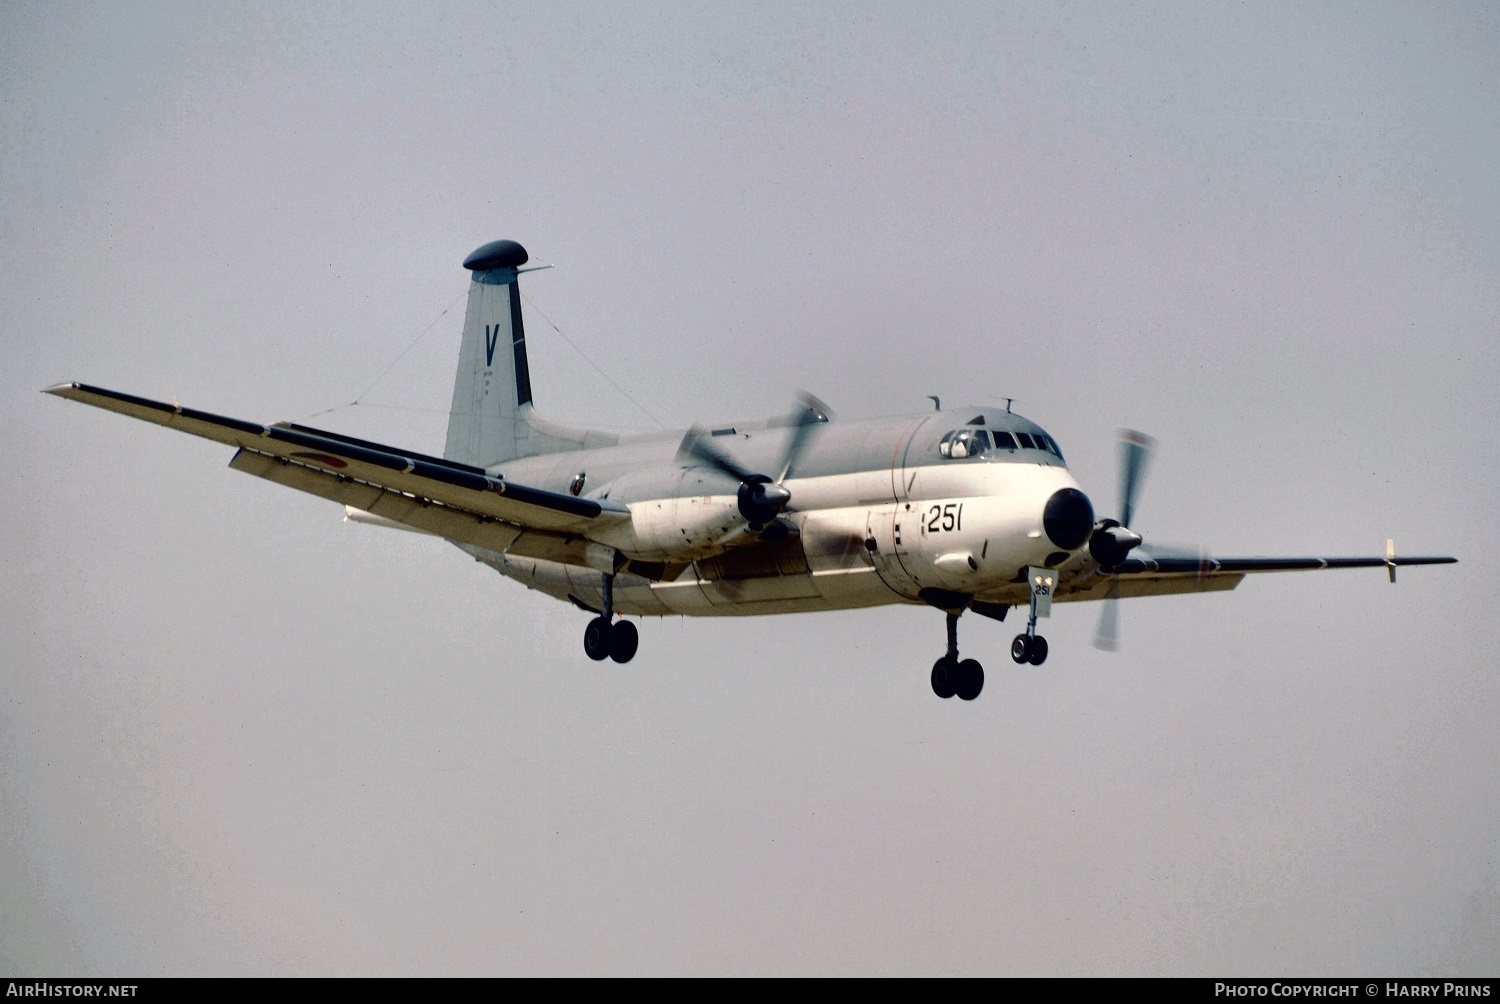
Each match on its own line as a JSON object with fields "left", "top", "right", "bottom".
{"left": 938, "top": 425, "right": 1065, "bottom": 462}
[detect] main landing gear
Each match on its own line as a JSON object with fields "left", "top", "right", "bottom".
{"left": 583, "top": 573, "right": 638, "bottom": 664}
{"left": 931, "top": 611, "right": 984, "bottom": 701}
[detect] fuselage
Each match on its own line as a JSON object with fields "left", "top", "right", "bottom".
{"left": 467, "top": 405, "right": 1093, "bottom": 618}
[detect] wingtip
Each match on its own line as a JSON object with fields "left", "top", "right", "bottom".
{"left": 42, "top": 382, "right": 80, "bottom": 396}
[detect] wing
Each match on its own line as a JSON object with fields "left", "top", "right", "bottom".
{"left": 1056, "top": 551, "right": 1457, "bottom": 601}
{"left": 45, "top": 383, "right": 630, "bottom": 560}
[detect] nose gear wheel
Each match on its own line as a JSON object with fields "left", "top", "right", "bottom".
{"left": 1011, "top": 633, "right": 1047, "bottom": 665}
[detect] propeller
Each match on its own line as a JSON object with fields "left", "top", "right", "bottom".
{"left": 683, "top": 393, "right": 830, "bottom": 531}
{"left": 1089, "top": 429, "right": 1154, "bottom": 568}
{"left": 1092, "top": 429, "right": 1155, "bottom": 651}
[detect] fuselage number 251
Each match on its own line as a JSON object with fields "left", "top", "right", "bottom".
{"left": 925, "top": 502, "right": 964, "bottom": 534}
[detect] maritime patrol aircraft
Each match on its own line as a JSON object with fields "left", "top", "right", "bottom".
{"left": 46, "top": 239, "right": 1456, "bottom": 701}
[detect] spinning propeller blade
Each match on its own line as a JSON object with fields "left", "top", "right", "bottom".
{"left": 775, "top": 392, "right": 831, "bottom": 483}
{"left": 687, "top": 435, "right": 756, "bottom": 484}
{"left": 1094, "top": 581, "right": 1122, "bottom": 651}
{"left": 682, "top": 393, "right": 832, "bottom": 528}
{"left": 1118, "top": 428, "right": 1155, "bottom": 529}
{"left": 1093, "top": 428, "right": 1157, "bottom": 651}
{"left": 1092, "top": 543, "right": 1206, "bottom": 652}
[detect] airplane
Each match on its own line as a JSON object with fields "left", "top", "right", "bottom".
{"left": 46, "top": 238, "right": 1457, "bottom": 701}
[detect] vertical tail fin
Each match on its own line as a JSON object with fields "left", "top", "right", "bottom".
{"left": 444, "top": 240, "right": 537, "bottom": 467}
{"left": 445, "top": 239, "right": 621, "bottom": 466}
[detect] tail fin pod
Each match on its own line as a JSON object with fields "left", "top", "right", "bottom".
{"left": 447, "top": 239, "right": 583, "bottom": 467}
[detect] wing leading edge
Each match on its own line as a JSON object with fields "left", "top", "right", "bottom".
{"left": 45, "top": 383, "right": 629, "bottom": 556}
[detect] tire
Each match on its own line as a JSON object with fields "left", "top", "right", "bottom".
{"left": 608, "top": 619, "right": 639, "bottom": 664}
{"left": 955, "top": 659, "right": 984, "bottom": 701}
{"left": 1010, "top": 634, "right": 1030, "bottom": 664}
{"left": 931, "top": 657, "right": 957, "bottom": 699}
{"left": 1027, "top": 635, "right": 1049, "bottom": 666}
{"left": 583, "top": 616, "right": 611, "bottom": 661}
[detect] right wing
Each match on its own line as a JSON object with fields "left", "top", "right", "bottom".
{"left": 45, "top": 382, "right": 631, "bottom": 562}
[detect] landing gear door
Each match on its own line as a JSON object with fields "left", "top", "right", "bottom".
{"left": 1027, "top": 566, "right": 1054, "bottom": 618}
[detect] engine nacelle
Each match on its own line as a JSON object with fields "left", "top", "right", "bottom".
{"left": 586, "top": 467, "right": 780, "bottom": 561}
{"left": 1088, "top": 519, "right": 1143, "bottom": 567}
{"left": 625, "top": 493, "right": 763, "bottom": 560}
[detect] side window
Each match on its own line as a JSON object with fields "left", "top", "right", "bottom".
{"left": 1016, "top": 432, "right": 1036, "bottom": 449}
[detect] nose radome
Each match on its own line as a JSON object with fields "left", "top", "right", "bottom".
{"left": 1043, "top": 488, "right": 1094, "bottom": 551}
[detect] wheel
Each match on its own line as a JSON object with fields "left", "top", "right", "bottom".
{"left": 583, "top": 616, "right": 611, "bottom": 661}
{"left": 930, "top": 656, "right": 957, "bottom": 699}
{"left": 1026, "top": 635, "right": 1048, "bottom": 666}
{"left": 1010, "top": 634, "right": 1031, "bottom": 664}
{"left": 955, "top": 658, "right": 984, "bottom": 701}
{"left": 608, "top": 619, "right": 639, "bottom": 663}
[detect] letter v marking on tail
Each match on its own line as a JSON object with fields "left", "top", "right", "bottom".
{"left": 484, "top": 324, "right": 500, "bottom": 367}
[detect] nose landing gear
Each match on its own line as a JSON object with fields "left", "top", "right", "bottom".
{"left": 931, "top": 610, "right": 984, "bottom": 701}
{"left": 582, "top": 573, "right": 639, "bottom": 664}
{"left": 1010, "top": 566, "right": 1054, "bottom": 666}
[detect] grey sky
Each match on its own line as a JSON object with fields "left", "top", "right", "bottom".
{"left": 3, "top": 1, "right": 1496, "bottom": 976}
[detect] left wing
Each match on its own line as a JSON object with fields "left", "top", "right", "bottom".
{"left": 1056, "top": 550, "right": 1456, "bottom": 601}
{"left": 45, "top": 383, "right": 631, "bottom": 559}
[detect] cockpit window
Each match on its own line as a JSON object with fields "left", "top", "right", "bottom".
{"left": 1022, "top": 432, "right": 1063, "bottom": 460}
{"left": 938, "top": 428, "right": 990, "bottom": 459}
{"left": 939, "top": 426, "right": 1064, "bottom": 462}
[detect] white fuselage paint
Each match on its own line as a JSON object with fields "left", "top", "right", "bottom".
{"left": 460, "top": 409, "right": 1087, "bottom": 618}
